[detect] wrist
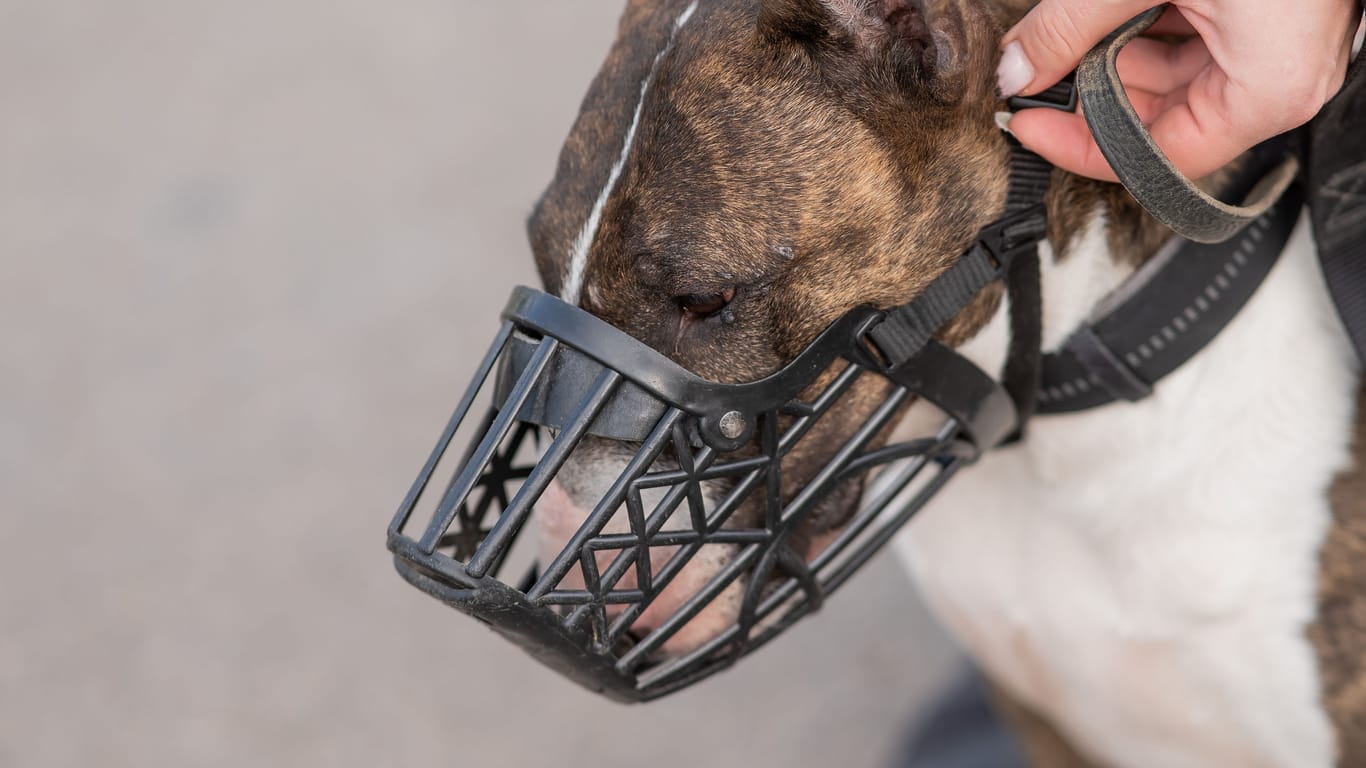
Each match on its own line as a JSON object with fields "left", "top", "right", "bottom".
{"left": 1355, "top": 1, "right": 1365, "bottom": 58}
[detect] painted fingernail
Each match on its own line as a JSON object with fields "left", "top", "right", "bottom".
{"left": 995, "top": 111, "right": 1015, "bottom": 136}
{"left": 997, "top": 41, "right": 1035, "bottom": 97}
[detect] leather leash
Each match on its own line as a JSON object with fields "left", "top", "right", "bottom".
{"left": 1075, "top": 5, "right": 1301, "bottom": 244}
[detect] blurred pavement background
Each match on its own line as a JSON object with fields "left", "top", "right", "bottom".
{"left": 0, "top": 2, "right": 963, "bottom": 766}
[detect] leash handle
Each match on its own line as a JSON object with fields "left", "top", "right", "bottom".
{"left": 1075, "top": 4, "right": 1301, "bottom": 244}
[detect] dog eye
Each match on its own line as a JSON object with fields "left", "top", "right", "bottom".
{"left": 679, "top": 287, "right": 736, "bottom": 318}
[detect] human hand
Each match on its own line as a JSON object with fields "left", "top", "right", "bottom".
{"left": 996, "top": 0, "right": 1366, "bottom": 182}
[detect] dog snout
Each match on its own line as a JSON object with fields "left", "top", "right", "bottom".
{"left": 533, "top": 439, "right": 744, "bottom": 657}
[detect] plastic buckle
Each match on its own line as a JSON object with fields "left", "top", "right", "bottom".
{"left": 854, "top": 317, "right": 895, "bottom": 374}
{"left": 977, "top": 203, "right": 1048, "bottom": 271}
{"left": 1007, "top": 75, "right": 1078, "bottom": 113}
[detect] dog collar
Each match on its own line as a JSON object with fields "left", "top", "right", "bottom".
{"left": 1038, "top": 154, "right": 1303, "bottom": 413}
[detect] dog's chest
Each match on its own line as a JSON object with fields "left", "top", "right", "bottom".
{"left": 894, "top": 213, "right": 1358, "bottom": 768}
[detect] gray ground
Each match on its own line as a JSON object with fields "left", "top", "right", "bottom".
{"left": 0, "top": 2, "right": 964, "bottom": 766}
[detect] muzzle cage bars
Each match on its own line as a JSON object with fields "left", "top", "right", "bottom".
{"left": 387, "top": 286, "right": 1019, "bottom": 702}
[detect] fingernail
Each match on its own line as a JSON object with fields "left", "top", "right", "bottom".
{"left": 997, "top": 41, "right": 1035, "bottom": 97}
{"left": 995, "top": 111, "right": 1015, "bottom": 136}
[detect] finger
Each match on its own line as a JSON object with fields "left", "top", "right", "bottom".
{"left": 1332, "top": 11, "right": 1361, "bottom": 97}
{"left": 1006, "top": 87, "right": 1173, "bottom": 182}
{"left": 999, "top": 0, "right": 1164, "bottom": 97}
{"left": 1116, "top": 37, "right": 1212, "bottom": 94}
{"left": 1130, "top": 84, "right": 1190, "bottom": 124}
{"left": 1146, "top": 104, "right": 1249, "bottom": 181}
{"left": 1145, "top": 6, "right": 1198, "bottom": 37}
{"left": 1151, "top": 9, "right": 1360, "bottom": 183}
{"left": 1007, "top": 109, "right": 1118, "bottom": 181}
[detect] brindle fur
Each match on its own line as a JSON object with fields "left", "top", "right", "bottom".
{"left": 527, "top": 0, "right": 1364, "bottom": 762}
{"left": 530, "top": 0, "right": 1015, "bottom": 532}
{"left": 1312, "top": 388, "right": 1366, "bottom": 765}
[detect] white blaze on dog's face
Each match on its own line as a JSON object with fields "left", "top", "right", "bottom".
{"left": 525, "top": 0, "right": 1015, "bottom": 655}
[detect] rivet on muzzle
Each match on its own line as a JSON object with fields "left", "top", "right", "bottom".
{"left": 718, "top": 411, "right": 746, "bottom": 440}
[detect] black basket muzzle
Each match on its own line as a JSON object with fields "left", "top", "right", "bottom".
{"left": 386, "top": 286, "right": 1022, "bottom": 702}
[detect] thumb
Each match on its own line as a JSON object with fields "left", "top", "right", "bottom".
{"left": 998, "top": 0, "right": 1163, "bottom": 97}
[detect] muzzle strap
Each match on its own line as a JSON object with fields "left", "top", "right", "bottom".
{"left": 865, "top": 177, "right": 1049, "bottom": 371}
{"left": 999, "top": 142, "right": 1051, "bottom": 431}
{"left": 865, "top": 139, "right": 1052, "bottom": 443}
{"left": 864, "top": 245, "right": 1001, "bottom": 370}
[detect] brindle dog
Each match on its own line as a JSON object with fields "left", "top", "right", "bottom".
{"left": 526, "top": 1, "right": 1366, "bottom": 765}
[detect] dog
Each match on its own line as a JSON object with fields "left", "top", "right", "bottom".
{"left": 524, "top": 1, "right": 1366, "bottom": 764}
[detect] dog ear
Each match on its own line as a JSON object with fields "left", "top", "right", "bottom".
{"left": 760, "top": 0, "right": 973, "bottom": 97}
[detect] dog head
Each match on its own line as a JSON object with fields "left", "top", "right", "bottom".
{"left": 526, "top": 0, "right": 1017, "bottom": 655}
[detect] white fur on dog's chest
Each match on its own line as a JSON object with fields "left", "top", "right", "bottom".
{"left": 894, "top": 212, "right": 1358, "bottom": 768}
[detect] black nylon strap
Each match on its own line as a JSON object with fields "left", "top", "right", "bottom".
{"left": 1062, "top": 325, "right": 1152, "bottom": 402}
{"left": 865, "top": 247, "right": 1000, "bottom": 368}
{"left": 1309, "top": 26, "right": 1366, "bottom": 365}
{"left": 865, "top": 144, "right": 1051, "bottom": 373}
{"left": 1037, "top": 178, "right": 1303, "bottom": 414}
{"left": 1005, "top": 141, "right": 1052, "bottom": 213}
{"left": 885, "top": 340, "right": 1020, "bottom": 451}
{"left": 999, "top": 142, "right": 1050, "bottom": 427}
{"left": 861, "top": 94, "right": 1061, "bottom": 447}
